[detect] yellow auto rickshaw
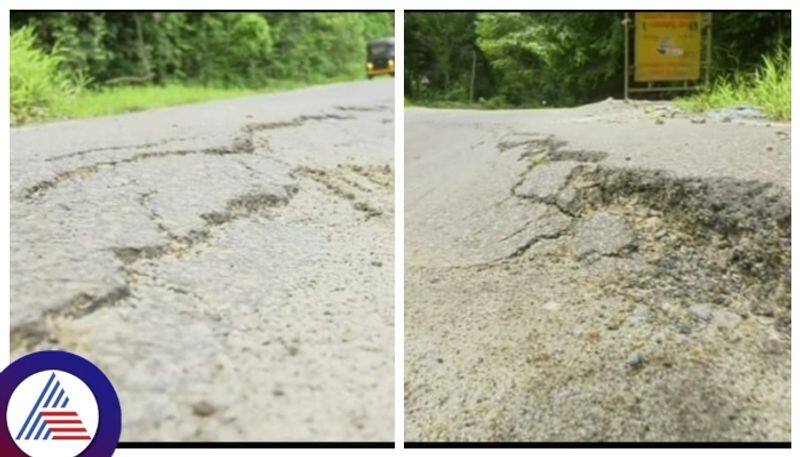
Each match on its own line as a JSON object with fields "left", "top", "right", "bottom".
{"left": 367, "top": 37, "right": 395, "bottom": 79}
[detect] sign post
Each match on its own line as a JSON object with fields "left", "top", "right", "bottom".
{"left": 623, "top": 12, "right": 712, "bottom": 99}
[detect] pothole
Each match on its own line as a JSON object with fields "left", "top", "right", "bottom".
{"left": 506, "top": 136, "right": 790, "bottom": 332}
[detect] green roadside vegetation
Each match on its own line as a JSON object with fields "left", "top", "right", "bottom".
{"left": 405, "top": 12, "right": 790, "bottom": 119}
{"left": 678, "top": 48, "right": 790, "bottom": 121}
{"left": 42, "top": 78, "right": 354, "bottom": 121}
{"left": 11, "top": 12, "right": 393, "bottom": 125}
{"left": 58, "top": 85, "right": 262, "bottom": 119}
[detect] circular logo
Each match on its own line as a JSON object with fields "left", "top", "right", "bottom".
{"left": 7, "top": 371, "right": 99, "bottom": 457}
{"left": 0, "top": 351, "right": 121, "bottom": 457}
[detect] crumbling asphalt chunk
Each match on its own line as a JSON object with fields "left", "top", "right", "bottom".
{"left": 554, "top": 187, "right": 581, "bottom": 215}
{"left": 690, "top": 303, "right": 714, "bottom": 322}
{"left": 571, "top": 211, "right": 635, "bottom": 259}
{"left": 516, "top": 160, "right": 582, "bottom": 202}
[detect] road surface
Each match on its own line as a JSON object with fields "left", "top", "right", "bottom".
{"left": 405, "top": 100, "right": 790, "bottom": 442}
{"left": 11, "top": 80, "right": 394, "bottom": 441}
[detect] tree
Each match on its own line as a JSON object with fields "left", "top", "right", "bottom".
{"left": 405, "top": 11, "right": 790, "bottom": 107}
{"left": 10, "top": 12, "right": 394, "bottom": 88}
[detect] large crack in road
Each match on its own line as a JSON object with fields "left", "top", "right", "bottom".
{"left": 11, "top": 80, "right": 394, "bottom": 441}
{"left": 405, "top": 100, "right": 789, "bottom": 442}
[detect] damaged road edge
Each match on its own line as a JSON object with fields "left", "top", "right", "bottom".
{"left": 496, "top": 135, "right": 789, "bottom": 329}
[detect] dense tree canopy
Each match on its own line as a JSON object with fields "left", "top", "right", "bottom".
{"left": 11, "top": 12, "right": 394, "bottom": 87}
{"left": 405, "top": 11, "right": 790, "bottom": 107}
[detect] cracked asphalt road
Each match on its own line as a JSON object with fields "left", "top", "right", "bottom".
{"left": 405, "top": 100, "right": 790, "bottom": 442}
{"left": 11, "top": 80, "right": 394, "bottom": 441}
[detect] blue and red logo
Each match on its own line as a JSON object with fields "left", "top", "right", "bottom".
{"left": 1, "top": 351, "right": 121, "bottom": 457}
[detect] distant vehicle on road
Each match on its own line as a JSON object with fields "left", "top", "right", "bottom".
{"left": 367, "top": 37, "right": 395, "bottom": 79}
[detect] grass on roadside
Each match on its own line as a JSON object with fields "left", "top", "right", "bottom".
{"left": 61, "top": 81, "right": 317, "bottom": 120}
{"left": 62, "top": 85, "right": 260, "bottom": 119}
{"left": 677, "top": 49, "right": 790, "bottom": 121}
{"left": 41, "top": 76, "right": 356, "bottom": 124}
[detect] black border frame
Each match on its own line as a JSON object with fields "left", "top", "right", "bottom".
{"left": 10, "top": 7, "right": 793, "bottom": 451}
{"left": 405, "top": 442, "right": 791, "bottom": 448}
{"left": 12, "top": 9, "right": 394, "bottom": 12}
{"left": 118, "top": 442, "right": 394, "bottom": 449}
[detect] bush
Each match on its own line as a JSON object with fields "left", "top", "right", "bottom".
{"left": 229, "top": 13, "right": 273, "bottom": 84}
{"left": 679, "top": 47, "right": 790, "bottom": 121}
{"left": 10, "top": 26, "right": 82, "bottom": 124}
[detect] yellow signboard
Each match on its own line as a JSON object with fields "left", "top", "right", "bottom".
{"left": 635, "top": 12, "right": 702, "bottom": 82}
